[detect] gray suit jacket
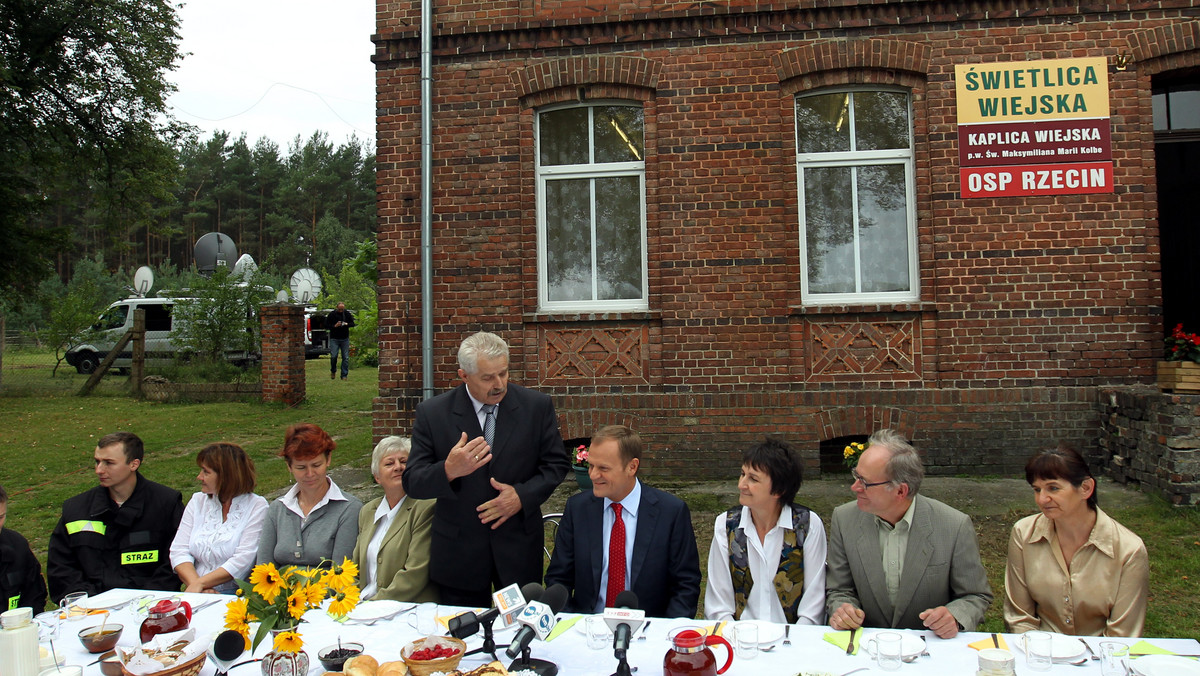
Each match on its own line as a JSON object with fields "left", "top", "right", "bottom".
{"left": 351, "top": 496, "right": 438, "bottom": 603}
{"left": 824, "top": 494, "right": 992, "bottom": 631}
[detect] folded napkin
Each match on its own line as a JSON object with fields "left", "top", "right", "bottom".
{"left": 823, "top": 630, "right": 860, "bottom": 655}
{"left": 968, "top": 634, "right": 1011, "bottom": 651}
{"left": 1129, "top": 640, "right": 1176, "bottom": 656}
{"left": 546, "top": 615, "right": 582, "bottom": 642}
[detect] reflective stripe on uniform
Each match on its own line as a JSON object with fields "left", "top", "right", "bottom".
{"left": 64, "top": 520, "right": 107, "bottom": 535}
{"left": 121, "top": 550, "right": 158, "bottom": 565}
{"left": 7, "top": 595, "right": 17, "bottom": 611}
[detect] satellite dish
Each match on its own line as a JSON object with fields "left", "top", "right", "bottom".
{"left": 275, "top": 289, "right": 290, "bottom": 303}
{"left": 133, "top": 266, "right": 155, "bottom": 297}
{"left": 289, "top": 268, "right": 323, "bottom": 303}
{"left": 232, "top": 254, "right": 258, "bottom": 280}
{"left": 194, "top": 233, "right": 239, "bottom": 275}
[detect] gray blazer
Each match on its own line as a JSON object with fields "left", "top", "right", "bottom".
{"left": 824, "top": 494, "right": 992, "bottom": 631}
{"left": 256, "top": 486, "right": 362, "bottom": 569}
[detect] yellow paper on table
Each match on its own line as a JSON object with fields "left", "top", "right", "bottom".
{"left": 968, "top": 634, "right": 1011, "bottom": 651}
{"left": 823, "top": 630, "right": 860, "bottom": 655}
{"left": 1129, "top": 640, "right": 1176, "bottom": 656}
{"left": 546, "top": 615, "right": 582, "bottom": 642}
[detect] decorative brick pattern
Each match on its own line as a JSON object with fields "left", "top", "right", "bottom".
{"left": 260, "top": 304, "right": 305, "bottom": 407}
{"left": 539, "top": 324, "right": 651, "bottom": 383}
{"left": 806, "top": 318, "right": 919, "bottom": 380}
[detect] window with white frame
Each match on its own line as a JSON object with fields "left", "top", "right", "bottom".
{"left": 795, "top": 89, "right": 917, "bottom": 304}
{"left": 537, "top": 103, "right": 647, "bottom": 312}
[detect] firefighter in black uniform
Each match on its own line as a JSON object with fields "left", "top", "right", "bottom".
{"left": 0, "top": 484, "right": 47, "bottom": 612}
{"left": 47, "top": 432, "right": 183, "bottom": 601}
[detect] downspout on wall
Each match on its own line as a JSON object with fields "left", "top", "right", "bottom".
{"left": 420, "top": 0, "right": 435, "bottom": 400}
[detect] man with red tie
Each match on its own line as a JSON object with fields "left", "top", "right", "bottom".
{"left": 545, "top": 425, "right": 701, "bottom": 618}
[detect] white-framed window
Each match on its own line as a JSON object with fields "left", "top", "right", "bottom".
{"left": 536, "top": 103, "right": 647, "bottom": 312}
{"left": 795, "top": 89, "right": 918, "bottom": 304}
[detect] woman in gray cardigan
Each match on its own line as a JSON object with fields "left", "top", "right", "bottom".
{"left": 256, "top": 423, "right": 362, "bottom": 568}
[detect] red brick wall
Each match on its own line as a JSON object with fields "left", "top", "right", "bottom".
{"left": 372, "top": 1, "right": 1200, "bottom": 477}
{"left": 261, "top": 304, "right": 305, "bottom": 407}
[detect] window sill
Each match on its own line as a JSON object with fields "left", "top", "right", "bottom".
{"left": 789, "top": 301, "right": 938, "bottom": 316}
{"left": 525, "top": 310, "right": 660, "bottom": 323}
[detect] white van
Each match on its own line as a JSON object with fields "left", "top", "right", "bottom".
{"left": 65, "top": 297, "right": 258, "bottom": 374}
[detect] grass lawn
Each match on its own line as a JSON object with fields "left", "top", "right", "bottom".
{"left": 3, "top": 360, "right": 1198, "bottom": 637}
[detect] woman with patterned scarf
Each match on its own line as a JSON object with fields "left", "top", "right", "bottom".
{"left": 704, "top": 437, "right": 827, "bottom": 624}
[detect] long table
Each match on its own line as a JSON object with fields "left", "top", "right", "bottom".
{"left": 48, "top": 589, "right": 1200, "bottom": 676}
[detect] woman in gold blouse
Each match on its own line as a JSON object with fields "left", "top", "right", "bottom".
{"left": 1004, "top": 445, "right": 1148, "bottom": 636}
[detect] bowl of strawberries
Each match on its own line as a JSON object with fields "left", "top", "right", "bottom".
{"left": 401, "top": 636, "right": 467, "bottom": 676}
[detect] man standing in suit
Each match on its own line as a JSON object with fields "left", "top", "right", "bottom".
{"left": 545, "top": 425, "right": 701, "bottom": 618}
{"left": 826, "top": 429, "right": 992, "bottom": 638}
{"left": 403, "top": 331, "right": 569, "bottom": 607}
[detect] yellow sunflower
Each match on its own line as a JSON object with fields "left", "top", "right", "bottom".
{"left": 322, "top": 558, "right": 359, "bottom": 591}
{"left": 327, "top": 584, "right": 361, "bottom": 618}
{"left": 224, "top": 598, "right": 250, "bottom": 634}
{"left": 250, "top": 562, "right": 285, "bottom": 604}
{"left": 303, "top": 582, "right": 326, "bottom": 606}
{"left": 286, "top": 589, "right": 307, "bottom": 620}
{"left": 273, "top": 630, "right": 304, "bottom": 653}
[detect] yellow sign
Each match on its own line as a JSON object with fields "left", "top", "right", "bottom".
{"left": 121, "top": 550, "right": 159, "bottom": 565}
{"left": 956, "top": 57, "right": 1109, "bottom": 124}
{"left": 7, "top": 595, "right": 17, "bottom": 611}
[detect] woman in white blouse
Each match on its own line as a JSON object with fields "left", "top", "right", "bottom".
{"left": 351, "top": 436, "right": 436, "bottom": 602}
{"left": 705, "top": 438, "right": 827, "bottom": 625}
{"left": 170, "top": 443, "right": 268, "bottom": 593}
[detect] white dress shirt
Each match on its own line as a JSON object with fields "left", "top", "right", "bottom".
{"left": 280, "top": 477, "right": 349, "bottom": 521}
{"left": 360, "top": 495, "right": 406, "bottom": 600}
{"left": 594, "top": 479, "right": 642, "bottom": 613}
{"left": 169, "top": 491, "right": 269, "bottom": 592}
{"left": 705, "top": 504, "right": 828, "bottom": 625}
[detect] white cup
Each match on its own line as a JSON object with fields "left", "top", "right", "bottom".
{"left": 406, "top": 603, "right": 438, "bottom": 635}
{"left": 734, "top": 622, "right": 758, "bottom": 660}
{"left": 1022, "top": 631, "right": 1053, "bottom": 672}
{"left": 1099, "top": 641, "right": 1127, "bottom": 676}
{"left": 585, "top": 615, "right": 609, "bottom": 650}
{"left": 866, "top": 631, "right": 903, "bottom": 671}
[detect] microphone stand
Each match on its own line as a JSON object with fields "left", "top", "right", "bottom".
{"left": 464, "top": 621, "right": 507, "bottom": 661}
{"left": 611, "top": 626, "right": 634, "bottom": 676}
{"left": 508, "top": 645, "right": 559, "bottom": 676}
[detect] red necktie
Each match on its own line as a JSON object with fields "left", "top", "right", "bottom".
{"left": 606, "top": 503, "right": 625, "bottom": 607}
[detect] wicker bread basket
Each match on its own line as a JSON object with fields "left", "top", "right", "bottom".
{"left": 121, "top": 650, "right": 206, "bottom": 676}
{"left": 401, "top": 636, "right": 467, "bottom": 676}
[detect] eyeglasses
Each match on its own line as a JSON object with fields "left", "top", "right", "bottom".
{"left": 851, "top": 469, "right": 891, "bottom": 489}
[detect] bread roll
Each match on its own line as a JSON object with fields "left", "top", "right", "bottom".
{"left": 344, "top": 654, "right": 379, "bottom": 675}
{"left": 376, "top": 661, "right": 408, "bottom": 676}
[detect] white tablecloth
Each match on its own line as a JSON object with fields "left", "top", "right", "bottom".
{"left": 49, "top": 589, "right": 1200, "bottom": 676}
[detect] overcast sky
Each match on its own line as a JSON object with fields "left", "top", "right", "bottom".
{"left": 167, "top": 0, "right": 377, "bottom": 151}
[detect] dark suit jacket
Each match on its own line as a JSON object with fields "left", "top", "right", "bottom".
{"left": 824, "top": 494, "right": 993, "bottom": 631}
{"left": 544, "top": 482, "right": 701, "bottom": 619}
{"left": 403, "top": 383, "right": 568, "bottom": 593}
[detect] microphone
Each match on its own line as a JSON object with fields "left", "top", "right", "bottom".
{"left": 506, "top": 583, "right": 568, "bottom": 676}
{"left": 449, "top": 582, "right": 529, "bottom": 659}
{"left": 603, "top": 590, "right": 644, "bottom": 676}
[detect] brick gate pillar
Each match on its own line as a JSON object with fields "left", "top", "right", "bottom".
{"left": 260, "top": 304, "right": 305, "bottom": 406}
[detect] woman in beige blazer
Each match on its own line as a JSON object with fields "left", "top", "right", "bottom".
{"left": 352, "top": 436, "right": 438, "bottom": 602}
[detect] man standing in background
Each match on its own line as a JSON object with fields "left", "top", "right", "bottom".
{"left": 325, "top": 301, "right": 355, "bottom": 380}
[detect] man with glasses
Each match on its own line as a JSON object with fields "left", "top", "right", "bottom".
{"left": 825, "top": 430, "right": 992, "bottom": 638}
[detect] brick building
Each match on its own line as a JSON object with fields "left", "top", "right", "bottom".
{"left": 371, "top": 1, "right": 1200, "bottom": 479}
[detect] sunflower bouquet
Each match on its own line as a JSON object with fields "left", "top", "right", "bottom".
{"left": 224, "top": 558, "right": 361, "bottom": 653}
{"left": 843, "top": 441, "right": 867, "bottom": 469}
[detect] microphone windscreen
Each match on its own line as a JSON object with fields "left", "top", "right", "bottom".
{"left": 213, "top": 629, "right": 246, "bottom": 660}
{"left": 520, "top": 582, "right": 545, "bottom": 603}
{"left": 613, "top": 589, "right": 639, "bottom": 610}
{"left": 542, "top": 583, "right": 570, "bottom": 613}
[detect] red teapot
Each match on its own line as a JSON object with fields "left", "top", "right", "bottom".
{"left": 139, "top": 598, "right": 192, "bottom": 644}
{"left": 663, "top": 626, "right": 734, "bottom": 676}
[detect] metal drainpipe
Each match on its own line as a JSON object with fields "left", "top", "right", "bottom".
{"left": 420, "top": 0, "right": 435, "bottom": 400}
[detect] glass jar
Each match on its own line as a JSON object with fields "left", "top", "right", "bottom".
{"left": 138, "top": 599, "right": 191, "bottom": 644}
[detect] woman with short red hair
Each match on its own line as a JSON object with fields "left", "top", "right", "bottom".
{"left": 256, "top": 423, "right": 362, "bottom": 568}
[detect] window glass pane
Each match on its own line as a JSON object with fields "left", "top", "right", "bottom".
{"left": 796, "top": 93, "right": 851, "bottom": 154}
{"left": 1152, "top": 92, "right": 1168, "bottom": 131}
{"left": 595, "top": 176, "right": 642, "bottom": 300}
{"left": 594, "top": 106, "right": 644, "bottom": 163}
{"left": 857, "top": 165, "right": 910, "bottom": 292}
{"left": 1168, "top": 90, "right": 1200, "bottom": 130}
{"left": 144, "top": 304, "right": 174, "bottom": 332}
{"left": 546, "top": 179, "right": 592, "bottom": 301}
{"left": 540, "top": 108, "right": 589, "bottom": 166}
{"left": 854, "top": 92, "right": 910, "bottom": 150}
{"left": 804, "top": 167, "right": 856, "bottom": 294}
{"left": 97, "top": 305, "right": 128, "bottom": 330}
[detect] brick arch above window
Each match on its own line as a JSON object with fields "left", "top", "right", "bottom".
{"left": 773, "top": 38, "right": 931, "bottom": 96}
{"left": 812, "top": 406, "right": 917, "bottom": 445}
{"left": 513, "top": 56, "right": 661, "bottom": 107}
{"left": 1128, "top": 21, "right": 1200, "bottom": 75}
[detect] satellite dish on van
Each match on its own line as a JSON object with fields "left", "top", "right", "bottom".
{"left": 289, "top": 268, "right": 323, "bottom": 303}
{"left": 133, "top": 266, "right": 155, "bottom": 297}
{"left": 194, "top": 232, "right": 239, "bottom": 275}
{"left": 275, "top": 289, "right": 290, "bottom": 303}
{"left": 232, "top": 254, "right": 258, "bottom": 280}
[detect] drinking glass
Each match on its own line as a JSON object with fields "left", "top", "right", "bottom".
{"left": 870, "top": 631, "right": 903, "bottom": 671}
{"left": 734, "top": 622, "right": 758, "bottom": 660}
{"left": 1022, "top": 631, "right": 1053, "bottom": 672}
{"left": 59, "top": 592, "right": 89, "bottom": 623}
{"left": 406, "top": 603, "right": 438, "bottom": 635}
{"left": 585, "top": 615, "right": 609, "bottom": 650}
{"left": 1099, "top": 641, "right": 1127, "bottom": 676}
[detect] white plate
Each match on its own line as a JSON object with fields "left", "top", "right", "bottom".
{"left": 346, "top": 600, "right": 413, "bottom": 621}
{"left": 1131, "top": 655, "right": 1200, "bottom": 676}
{"left": 725, "top": 621, "right": 786, "bottom": 647}
{"left": 80, "top": 590, "right": 143, "bottom": 610}
{"left": 862, "top": 633, "right": 925, "bottom": 659}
